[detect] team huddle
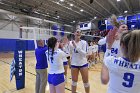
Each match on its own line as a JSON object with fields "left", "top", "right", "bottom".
{"left": 35, "top": 23, "right": 140, "bottom": 93}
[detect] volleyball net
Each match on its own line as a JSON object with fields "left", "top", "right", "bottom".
{"left": 20, "top": 26, "right": 103, "bottom": 48}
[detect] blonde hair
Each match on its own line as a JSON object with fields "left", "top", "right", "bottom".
{"left": 121, "top": 30, "right": 140, "bottom": 62}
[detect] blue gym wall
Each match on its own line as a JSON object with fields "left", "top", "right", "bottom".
{"left": 0, "top": 25, "right": 64, "bottom": 52}
{"left": 98, "top": 14, "right": 140, "bottom": 30}
{"left": 0, "top": 38, "right": 35, "bottom": 52}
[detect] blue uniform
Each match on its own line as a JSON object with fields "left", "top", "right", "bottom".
{"left": 35, "top": 46, "right": 48, "bottom": 69}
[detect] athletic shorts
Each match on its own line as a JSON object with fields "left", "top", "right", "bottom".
{"left": 48, "top": 73, "right": 65, "bottom": 86}
{"left": 71, "top": 63, "right": 88, "bottom": 69}
{"left": 63, "top": 61, "right": 68, "bottom": 66}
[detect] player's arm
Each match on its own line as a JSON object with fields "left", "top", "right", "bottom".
{"left": 60, "top": 50, "right": 70, "bottom": 58}
{"left": 75, "top": 41, "right": 88, "bottom": 57}
{"left": 45, "top": 51, "right": 49, "bottom": 63}
{"left": 69, "top": 41, "right": 73, "bottom": 55}
{"left": 98, "top": 37, "right": 106, "bottom": 45}
{"left": 101, "top": 36, "right": 113, "bottom": 85}
{"left": 101, "top": 64, "right": 109, "bottom": 85}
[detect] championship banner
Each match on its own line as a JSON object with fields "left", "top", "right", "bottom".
{"left": 14, "top": 40, "right": 26, "bottom": 90}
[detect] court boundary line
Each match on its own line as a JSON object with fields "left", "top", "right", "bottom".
{"left": 0, "top": 60, "right": 81, "bottom": 93}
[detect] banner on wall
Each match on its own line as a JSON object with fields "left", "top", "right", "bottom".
{"left": 79, "top": 22, "right": 92, "bottom": 30}
{"left": 14, "top": 40, "right": 25, "bottom": 90}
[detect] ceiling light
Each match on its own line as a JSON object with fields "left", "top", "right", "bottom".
{"left": 117, "top": 0, "right": 121, "bottom": 2}
{"left": 56, "top": 2, "right": 60, "bottom": 4}
{"left": 73, "top": 21, "right": 75, "bottom": 23}
{"left": 57, "top": 16, "right": 60, "bottom": 18}
{"left": 70, "top": 4, "right": 73, "bottom": 6}
{"left": 94, "top": 16, "right": 97, "bottom": 19}
{"left": 60, "top": 0, "right": 64, "bottom": 1}
{"left": 80, "top": 9, "right": 84, "bottom": 12}
{"left": 124, "top": 10, "right": 128, "bottom": 13}
{"left": 118, "top": 16, "right": 123, "bottom": 17}
{"left": 53, "top": 17, "right": 58, "bottom": 19}
{"left": 34, "top": 11, "right": 40, "bottom": 14}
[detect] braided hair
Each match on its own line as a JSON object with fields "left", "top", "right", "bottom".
{"left": 47, "top": 37, "right": 57, "bottom": 62}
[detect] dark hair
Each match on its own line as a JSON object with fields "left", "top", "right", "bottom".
{"left": 120, "top": 30, "right": 140, "bottom": 62}
{"left": 47, "top": 37, "right": 57, "bottom": 61}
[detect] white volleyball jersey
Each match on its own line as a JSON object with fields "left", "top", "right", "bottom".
{"left": 104, "top": 49, "right": 140, "bottom": 93}
{"left": 93, "top": 44, "right": 98, "bottom": 53}
{"left": 99, "top": 37, "right": 122, "bottom": 57}
{"left": 59, "top": 48, "right": 68, "bottom": 62}
{"left": 88, "top": 46, "right": 95, "bottom": 55}
{"left": 69, "top": 40, "right": 88, "bottom": 66}
{"left": 110, "top": 40, "right": 122, "bottom": 57}
{"left": 62, "top": 43, "right": 70, "bottom": 62}
{"left": 63, "top": 44, "right": 70, "bottom": 54}
{"left": 45, "top": 49, "right": 68, "bottom": 74}
{"left": 63, "top": 57, "right": 68, "bottom": 62}
{"left": 98, "top": 37, "right": 106, "bottom": 45}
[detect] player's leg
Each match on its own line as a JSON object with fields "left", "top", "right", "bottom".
{"left": 71, "top": 66, "right": 79, "bottom": 93}
{"left": 49, "top": 84, "right": 56, "bottom": 93}
{"left": 55, "top": 82, "right": 65, "bottom": 93}
{"left": 80, "top": 64, "right": 90, "bottom": 93}
{"left": 64, "top": 64, "right": 68, "bottom": 82}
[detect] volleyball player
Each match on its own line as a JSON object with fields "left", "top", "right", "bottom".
{"left": 99, "top": 24, "right": 128, "bottom": 87}
{"left": 46, "top": 37, "right": 69, "bottom": 93}
{"left": 99, "top": 24, "right": 128, "bottom": 56}
{"left": 69, "top": 29, "right": 90, "bottom": 93}
{"left": 101, "top": 30, "right": 140, "bottom": 93}
{"left": 59, "top": 37, "right": 70, "bottom": 82}
{"left": 87, "top": 41, "right": 95, "bottom": 68}
{"left": 93, "top": 41, "right": 100, "bottom": 64}
{"left": 63, "top": 36, "right": 71, "bottom": 69}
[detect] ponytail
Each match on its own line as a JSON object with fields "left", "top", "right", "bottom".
{"left": 47, "top": 37, "right": 57, "bottom": 62}
{"left": 121, "top": 30, "right": 140, "bottom": 62}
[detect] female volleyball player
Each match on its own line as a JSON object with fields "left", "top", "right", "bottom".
{"left": 98, "top": 17, "right": 128, "bottom": 57}
{"left": 87, "top": 41, "right": 95, "bottom": 68}
{"left": 59, "top": 37, "right": 70, "bottom": 82}
{"left": 93, "top": 41, "right": 100, "bottom": 64}
{"left": 69, "top": 28, "right": 89, "bottom": 93}
{"left": 46, "top": 37, "right": 68, "bottom": 93}
{"left": 101, "top": 30, "right": 140, "bottom": 93}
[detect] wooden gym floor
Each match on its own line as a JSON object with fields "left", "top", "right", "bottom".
{"left": 0, "top": 51, "right": 107, "bottom": 93}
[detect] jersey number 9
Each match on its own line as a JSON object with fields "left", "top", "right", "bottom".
{"left": 122, "top": 73, "right": 134, "bottom": 88}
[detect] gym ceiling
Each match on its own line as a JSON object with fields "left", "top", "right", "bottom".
{"left": 0, "top": 0, "right": 139, "bottom": 25}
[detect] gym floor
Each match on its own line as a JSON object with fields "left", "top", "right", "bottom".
{"left": 0, "top": 51, "right": 107, "bottom": 93}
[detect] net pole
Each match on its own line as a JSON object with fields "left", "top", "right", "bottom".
{"left": 33, "top": 28, "right": 37, "bottom": 49}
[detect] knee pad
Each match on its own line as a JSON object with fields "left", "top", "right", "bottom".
{"left": 72, "top": 81, "right": 77, "bottom": 86}
{"left": 84, "top": 83, "right": 90, "bottom": 88}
